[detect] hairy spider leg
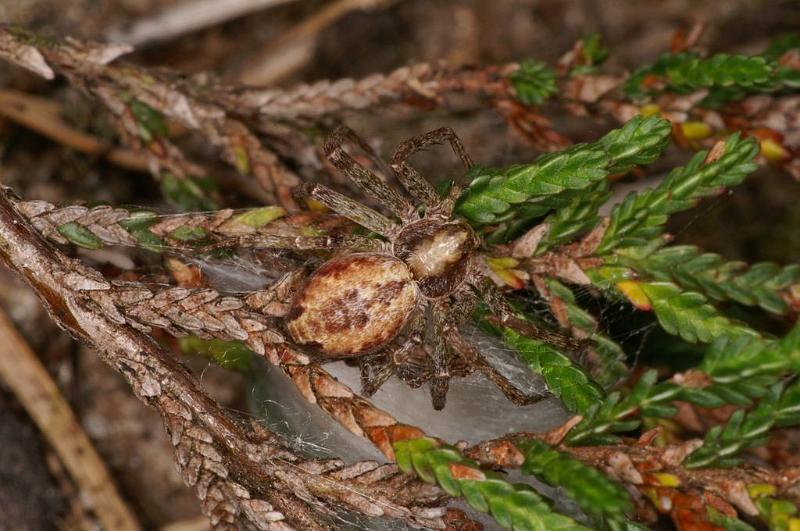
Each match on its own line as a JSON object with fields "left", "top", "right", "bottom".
{"left": 296, "top": 182, "right": 397, "bottom": 237}
{"left": 391, "top": 126, "right": 474, "bottom": 216}
{"left": 428, "top": 302, "right": 454, "bottom": 410}
{"left": 358, "top": 304, "right": 426, "bottom": 396}
{"left": 202, "top": 233, "right": 384, "bottom": 253}
{"left": 324, "top": 125, "right": 414, "bottom": 220}
{"left": 444, "top": 282, "right": 546, "bottom": 405}
{"left": 445, "top": 327, "right": 547, "bottom": 406}
{"left": 478, "top": 277, "right": 590, "bottom": 354}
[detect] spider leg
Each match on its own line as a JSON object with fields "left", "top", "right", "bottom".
{"left": 358, "top": 352, "right": 394, "bottom": 397}
{"left": 202, "top": 233, "right": 384, "bottom": 253}
{"left": 476, "top": 276, "right": 590, "bottom": 353}
{"left": 390, "top": 127, "right": 474, "bottom": 212}
{"left": 324, "top": 126, "right": 414, "bottom": 220}
{"left": 449, "top": 281, "right": 478, "bottom": 325}
{"left": 296, "top": 182, "right": 397, "bottom": 237}
{"left": 446, "top": 328, "right": 547, "bottom": 406}
{"left": 358, "top": 304, "right": 426, "bottom": 396}
{"left": 428, "top": 302, "right": 453, "bottom": 410}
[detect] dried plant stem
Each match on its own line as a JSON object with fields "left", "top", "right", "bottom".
{"left": 0, "top": 306, "right": 142, "bottom": 531}
{"left": 14, "top": 198, "right": 345, "bottom": 251}
{"left": 223, "top": 61, "right": 514, "bottom": 123}
{"left": 0, "top": 26, "right": 300, "bottom": 208}
{"left": 0, "top": 187, "right": 448, "bottom": 530}
{"left": 13, "top": 199, "right": 442, "bottom": 465}
{"left": 468, "top": 429, "right": 799, "bottom": 520}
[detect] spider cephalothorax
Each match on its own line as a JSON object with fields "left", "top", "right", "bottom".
{"left": 393, "top": 218, "right": 479, "bottom": 298}
{"left": 246, "top": 126, "right": 583, "bottom": 409}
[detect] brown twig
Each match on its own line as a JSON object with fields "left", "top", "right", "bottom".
{"left": 0, "top": 306, "right": 142, "bottom": 531}
{"left": 467, "top": 428, "right": 800, "bottom": 522}
{"left": 14, "top": 198, "right": 451, "bottom": 472}
{"left": 0, "top": 186, "right": 449, "bottom": 530}
{"left": 0, "top": 26, "right": 300, "bottom": 208}
{"left": 14, "top": 198, "right": 347, "bottom": 250}
{"left": 220, "top": 61, "right": 514, "bottom": 123}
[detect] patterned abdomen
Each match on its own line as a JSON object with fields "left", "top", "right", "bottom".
{"left": 286, "top": 253, "right": 419, "bottom": 357}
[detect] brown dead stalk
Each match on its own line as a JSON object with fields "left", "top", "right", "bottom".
{"left": 0, "top": 187, "right": 448, "bottom": 530}
{"left": 0, "top": 26, "right": 300, "bottom": 208}
{"left": 467, "top": 430, "right": 800, "bottom": 522}
{"left": 0, "top": 307, "right": 142, "bottom": 531}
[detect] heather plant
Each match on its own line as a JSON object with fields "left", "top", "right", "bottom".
{"left": 0, "top": 23, "right": 798, "bottom": 531}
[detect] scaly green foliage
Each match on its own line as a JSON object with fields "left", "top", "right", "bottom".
{"left": 516, "top": 439, "right": 641, "bottom": 530}
{"left": 565, "top": 370, "right": 679, "bottom": 445}
{"left": 623, "top": 51, "right": 800, "bottom": 107}
{"left": 499, "top": 326, "right": 604, "bottom": 414}
{"left": 455, "top": 116, "right": 671, "bottom": 239}
{"left": 684, "top": 380, "right": 800, "bottom": 468}
{"left": 701, "top": 323, "right": 800, "bottom": 382}
{"left": 563, "top": 367, "right": 782, "bottom": 446}
{"left": 57, "top": 221, "right": 104, "bottom": 249}
{"left": 629, "top": 245, "right": 800, "bottom": 315}
{"left": 393, "top": 437, "right": 590, "bottom": 531}
{"left": 598, "top": 133, "right": 759, "bottom": 253}
{"left": 536, "top": 180, "right": 610, "bottom": 253}
{"left": 637, "top": 281, "right": 758, "bottom": 344}
{"left": 510, "top": 60, "right": 558, "bottom": 105}
{"left": 569, "top": 33, "right": 610, "bottom": 76}
{"left": 752, "top": 494, "right": 800, "bottom": 531}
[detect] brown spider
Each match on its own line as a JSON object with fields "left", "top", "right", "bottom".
{"left": 233, "top": 126, "right": 585, "bottom": 410}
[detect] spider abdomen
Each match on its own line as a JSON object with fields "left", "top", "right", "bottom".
{"left": 286, "top": 253, "right": 419, "bottom": 357}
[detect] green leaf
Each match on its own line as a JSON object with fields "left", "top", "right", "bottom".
{"left": 501, "top": 327, "right": 604, "bottom": 414}
{"left": 56, "top": 221, "right": 103, "bottom": 249}
{"left": 393, "top": 437, "right": 591, "bottom": 531}
{"left": 684, "top": 380, "right": 800, "bottom": 468}
{"left": 516, "top": 438, "right": 637, "bottom": 529}
{"left": 565, "top": 371, "right": 682, "bottom": 445}
{"left": 762, "top": 33, "right": 800, "bottom": 61}
{"left": 598, "top": 114, "right": 672, "bottom": 174}
{"left": 455, "top": 116, "right": 671, "bottom": 239}
{"left": 569, "top": 33, "right": 609, "bottom": 76}
{"left": 753, "top": 495, "right": 799, "bottom": 531}
{"left": 536, "top": 180, "right": 610, "bottom": 253}
{"left": 706, "top": 506, "right": 757, "bottom": 531}
{"left": 129, "top": 98, "right": 169, "bottom": 143}
{"left": 168, "top": 225, "right": 208, "bottom": 242}
{"left": 233, "top": 206, "right": 285, "bottom": 228}
{"left": 119, "top": 211, "right": 166, "bottom": 252}
{"left": 509, "top": 59, "right": 557, "bottom": 105}
{"left": 599, "top": 133, "right": 759, "bottom": 253}
{"left": 638, "top": 281, "right": 758, "bottom": 344}
{"left": 623, "top": 51, "right": 794, "bottom": 106}
{"left": 628, "top": 245, "right": 800, "bottom": 315}
{"left": 160, "top": 173, "right": 218, "bottom": 212}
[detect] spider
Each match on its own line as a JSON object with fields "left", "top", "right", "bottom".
{"left": 229, "top": 126, "right": 586, "bottom": 410}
